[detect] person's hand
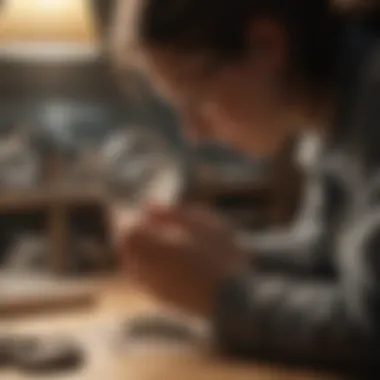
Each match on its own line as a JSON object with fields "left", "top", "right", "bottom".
{"left": 115, "top": 205, "right": 249, "bottom": 317}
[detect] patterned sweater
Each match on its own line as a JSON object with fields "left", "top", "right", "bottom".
{"left": 214, "top": 21, "right": 380, "bottom": 371}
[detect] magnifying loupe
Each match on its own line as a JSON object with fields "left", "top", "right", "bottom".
{"left": 100, "top": 126, "right": 187, "bottom": 241}
{"left": 102, "top": 127, "right": 194, "bottom": 337}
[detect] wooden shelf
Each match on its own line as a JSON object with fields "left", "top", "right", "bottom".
{"left": 0, "top": 186, "right": 108, "bottom": 275}
{"left": 0, "top": 150, "right": 300, "bottom": 276}
{"left": 0, "top": 273, "right": 97, "bottom": 319}
{"left": 0, "top": 187, "right": 104, "bottom": 213}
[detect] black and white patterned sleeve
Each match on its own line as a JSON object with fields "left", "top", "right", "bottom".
{"left": 238, "top": 163, "right": 332, "bottom": 275}
{"left": 214, "top": 45, "right": 380, "bottom": 368}
{"left": 214, "top": 208, "right": 380, "bottom": 369}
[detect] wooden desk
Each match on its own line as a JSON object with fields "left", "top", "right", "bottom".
{"left": 0, "top": 280, "right": 341, "bottom": 380}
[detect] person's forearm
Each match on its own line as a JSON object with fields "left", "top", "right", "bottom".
{"left": 216, "top": 208, "right": 380, "bottom": 369}
{"left": 213, "top": 273, "right": 378, "bottom": 370}
{"left": 237, "top": 228, "right": 332, "bottom": 276}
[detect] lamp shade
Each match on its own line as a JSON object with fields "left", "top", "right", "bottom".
{"left": 0, "top": 0, "right": 100, "bottom": 60}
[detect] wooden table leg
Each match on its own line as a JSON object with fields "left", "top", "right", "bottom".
{"left": 49, "top": 204, "right": 69, "bottom": 275}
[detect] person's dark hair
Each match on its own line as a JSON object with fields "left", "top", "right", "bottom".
{"left": 137, "top": 0, "right": 342, "bottom": 85}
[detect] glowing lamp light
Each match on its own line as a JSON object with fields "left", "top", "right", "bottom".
{"left": 0, "top": 0, "right": 100, "bottom": 61}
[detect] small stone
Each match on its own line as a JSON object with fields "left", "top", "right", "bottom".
{"left": 13, "top": 336, "right": 84, "bottom": 374}
{"left": 124, "top": 315, "right": 200, "bottom": 343}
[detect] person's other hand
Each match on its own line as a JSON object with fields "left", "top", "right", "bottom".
{"left": 116, "top": 205, "right": 248, "bottom": 317}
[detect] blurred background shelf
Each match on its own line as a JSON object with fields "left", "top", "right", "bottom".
{"left": 0, "top": 0, "right": 303, "bottom": 282}
{"left": 0, "top": 273, "right": 99, "bottom": 319}
{"left": 0, "top": 187, "right": 104, "bottom": 212}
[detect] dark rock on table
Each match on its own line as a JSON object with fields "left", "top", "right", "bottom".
{"left": 11, "top": 336, "right": 84, "bottom": 374}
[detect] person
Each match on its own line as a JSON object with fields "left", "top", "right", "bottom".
{"left": 112, "top": 0, "right": 380, "bottom": 370}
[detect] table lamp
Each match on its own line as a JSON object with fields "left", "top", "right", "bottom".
{"left": 0, "top": 0, "right": 100, "bottom": 61}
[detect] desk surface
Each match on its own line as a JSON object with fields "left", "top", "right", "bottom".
{"left": 0, "top": 279, "right": 342, "bottom": 380}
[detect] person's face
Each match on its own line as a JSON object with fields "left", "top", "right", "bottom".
{"left": 141, "top": 20, "right": 300, "bottom": 158}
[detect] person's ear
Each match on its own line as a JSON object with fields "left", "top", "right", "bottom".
{"left": 246, "top": 18, "right": 288, "bottom": 75}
